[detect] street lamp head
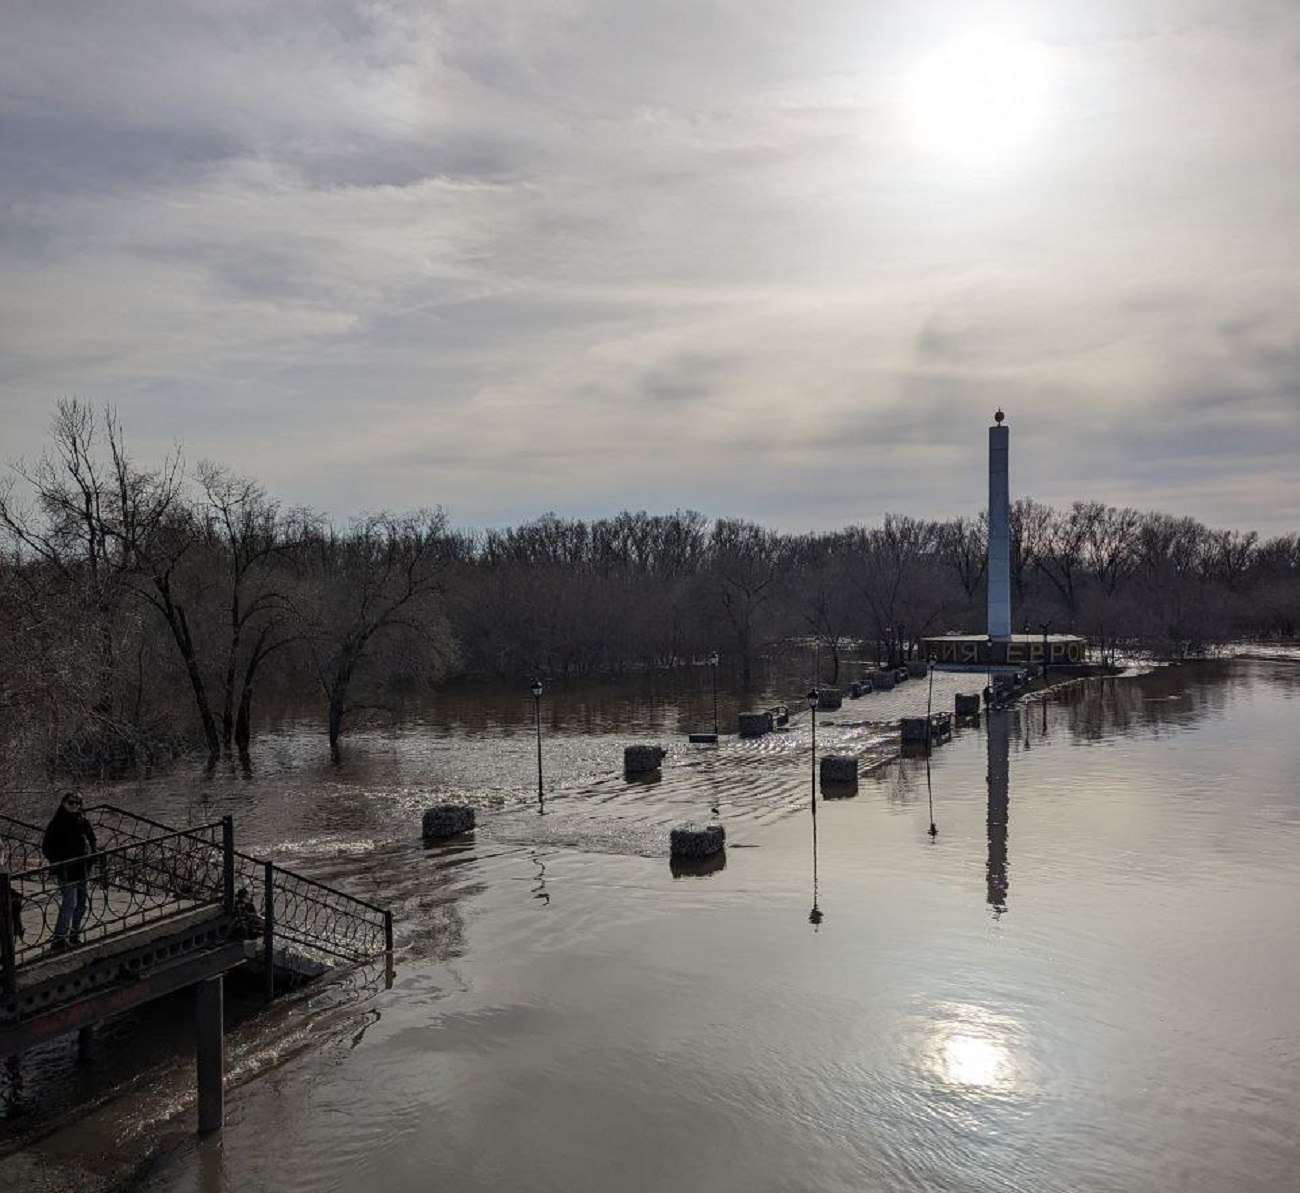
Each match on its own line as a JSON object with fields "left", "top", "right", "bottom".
{"left": 531, "top": 679, "right": 543, "bottom": 699}
{"left": 807, "top": 688, "right": 820, "bottom": 710}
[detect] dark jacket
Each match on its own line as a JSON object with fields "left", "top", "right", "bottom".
{"left": 42, "top": 806, "right": 99, "bottom": 883}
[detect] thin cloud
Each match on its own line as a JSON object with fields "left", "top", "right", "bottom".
{"left": 0, "top": 0, "right": 1295, "bottom": 535}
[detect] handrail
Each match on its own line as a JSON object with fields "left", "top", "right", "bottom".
{"left": 1, "top": 805, "right": 392, "bottom": 995}
{"left": 0, "top": 813, "right": 43, "bottom": 874}
{"left": 86, "top": 805, "right": 389, "bottom": 917}
{"left": 2, "top": 820, "right": 230, "bottom": 992}
{"left": 86, "top": 805, "right": 390, "bottom": 968}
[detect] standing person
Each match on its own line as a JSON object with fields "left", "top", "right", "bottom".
{"left": 42, "top": 792, "right": 99, "bottom": 950}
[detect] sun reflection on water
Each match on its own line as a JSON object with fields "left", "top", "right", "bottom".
{"left": 923, "top": 1004, "right": 1021, "bottom": 1093}
{"left": 941, "top": 1033, "right": 1008, "bottom": 1087}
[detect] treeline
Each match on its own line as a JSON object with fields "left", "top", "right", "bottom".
{"left": 1, "top": 401, "right": 1295, "bottom": 775}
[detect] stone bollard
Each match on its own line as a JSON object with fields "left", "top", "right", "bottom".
{"left": 624, "top": 745, "right": 667, "bottom": 776}
{"left": 422, "top": 804, "right": 475, "bottom": 840}
{"left": 908, "top": 661, "right": 930, "bottom": 678}
{"left": 820, "top": 755, "right": 858, "bottom": 785}
{"left": 738, "top": 711, "right": 773, "bottom": 738}
{"left": 670, "top": 823, "right": 726, "bottom": 860}
{"left": 849, "top": 681, "right": 862, "bottom": 698}
{"left": 872, "top": 670, "right": 896, "bottom": 690}
{"left": 900, "top": 717, "right": 930, "bottom": 742}
{"left": 955, "top": 693, "right": 981, "bottom": 717}
{"left": 816, "top": 688, "right": 842, "bottom": 710}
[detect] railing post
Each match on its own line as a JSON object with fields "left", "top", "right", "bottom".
{"left": 383, "top": 908, "right": 396, "bottom": 989}
{"left": 221, "top": 817, "right": 235, "bottom": 913}
{"left": 262, "top": 862, "right": 275, "bottom": 1003}
{"left": 0, "top": 873, "right": 16, "bottom": 1000}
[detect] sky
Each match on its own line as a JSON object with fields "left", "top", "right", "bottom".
{"left": 1, "top": 0, "right": 1297, "bottom": 535}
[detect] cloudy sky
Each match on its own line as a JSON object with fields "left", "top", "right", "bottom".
{"left": 2, "top": 0, "right": 1296, "bottom": 534}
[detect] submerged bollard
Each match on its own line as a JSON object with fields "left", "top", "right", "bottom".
{"left": 900, "top": 717, "right": 930, "bottom": 742}
{"left": 670, "top": 823, "right": 726, "bottom": 860}
{"left": 738, "top": 711, "right": 773, "bottom": 737}
{"left": 422, "top": 804, "right": 476, "bottom": 840}
{"left": 820, "top": 755, "right": 858, "bottom": 785}
{"left": 624, "top": 745, "right": 667, "bottom": 775}
{"left": 954, "top": 693, "right": 981, "bottom": 717}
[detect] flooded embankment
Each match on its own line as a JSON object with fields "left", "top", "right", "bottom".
{"left": 3, "top": 660, "right": 1298, "bottom": 1192}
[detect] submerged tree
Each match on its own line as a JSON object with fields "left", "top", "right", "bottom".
{"left": 297, "top": 510, "right": 459, "bottom": 751}
{"left": 197, "top": 463, "right": 312, "bottom": 751}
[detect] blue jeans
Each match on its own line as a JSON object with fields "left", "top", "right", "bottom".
{"left": 54, "top": 878, "right": 89, "bottom": 941}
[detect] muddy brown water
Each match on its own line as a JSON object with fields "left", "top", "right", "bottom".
{"left": 2, "top": 660, "right": 1298, "bottom": 1192}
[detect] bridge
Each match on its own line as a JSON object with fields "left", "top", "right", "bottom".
{"left": 1, "top": 804, "right": 392, "bottom": 1133}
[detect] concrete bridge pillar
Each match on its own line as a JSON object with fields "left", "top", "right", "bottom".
{"left": 195, "top": 975, "right": 224, "bottom": 1134}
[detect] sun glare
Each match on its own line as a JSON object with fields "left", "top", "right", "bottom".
{"left": 942, "top": 1033, "right": 1008, "bottom": 1087}
{"left": 906, "top": 35, "right": 1051, "bottom": 165}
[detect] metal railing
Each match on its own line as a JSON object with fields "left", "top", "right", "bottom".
{"left": 87, "top": 806, "right": 391, "bottom": 968}
{"left": 0, "top": 814, "right": 45, "bottom": 874}
{"left": 2, "top": 818, "right": 232, "bottom": 995}
{"left": 1, "top": 804, "right": 392, "bottom": 1000}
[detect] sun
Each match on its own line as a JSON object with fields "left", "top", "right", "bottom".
{"left": 905, "top": 35, "right": 1052, "bottom": 166}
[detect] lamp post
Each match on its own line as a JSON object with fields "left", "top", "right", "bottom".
{"left": 926, "top": 660, "right": 938, "bottom": 837}
{"left": 1040, "top": 622, "right": 1050, "bottom": 683}
{"left": 708, "top": 650, "right": 719, "bottom": 737}
{"left": 807, "top": 687, "right": 819, "bottom": 811}
{"left": 809, "top": 806, "right": 823, "bottom": 929}
{"left": 531, "top": 679, "right": 544, "bottom": 811}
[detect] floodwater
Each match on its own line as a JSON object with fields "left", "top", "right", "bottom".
{"left": 2, "top": 659, "right": 1298, "bottom": 1192}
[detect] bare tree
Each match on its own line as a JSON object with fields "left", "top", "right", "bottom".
{"left": 297, "top": 510, "right": 459, "bottom": 751}
{"left": 0, "top": 400, "right": 192, "bottom": 770}
{"left": 197, "top": 463, "right": 313, "bottom": 750}
{"left": 708, "top": 519, "right": 782, "bottom": 684}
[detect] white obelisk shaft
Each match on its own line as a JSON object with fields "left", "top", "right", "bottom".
{"left": 987, "top": 415, "right": 1011, "bottom": 640}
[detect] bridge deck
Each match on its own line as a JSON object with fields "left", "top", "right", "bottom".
{"left": 1, "top": 906, "right": 247, "bottom": 1056}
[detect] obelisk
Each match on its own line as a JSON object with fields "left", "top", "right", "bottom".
{"left": 987, "top": 410, "right": 1011, "bottom": 641}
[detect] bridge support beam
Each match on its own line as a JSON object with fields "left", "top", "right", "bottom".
{"left": 195, "top": 975, "right": 224, "bottom": 1134}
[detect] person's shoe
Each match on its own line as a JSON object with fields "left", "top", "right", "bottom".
{"left": 68, "top": 934, "right": 82, "bottom": 948}
{"left": 49, "top": 937, "right": 69, "bottom": 953}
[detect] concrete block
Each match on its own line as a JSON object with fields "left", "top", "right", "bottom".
{"left": 624, "top": 745, "right": 667, "bottom": 775}
{"left": 670, "top": 823, "right": 726, "bottom": 860}
{"left": 820, "top": 755, "right": 858, "bottom": 784}
{"left": 422, "top": 804, "right": 475, "bottom": 840}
